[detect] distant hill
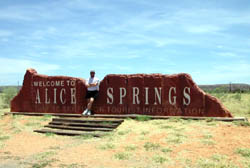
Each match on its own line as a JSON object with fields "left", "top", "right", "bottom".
{"left": 199, "top": 83, "right": 250, "bottom": 92}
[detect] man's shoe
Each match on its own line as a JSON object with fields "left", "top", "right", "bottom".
{"left": 82, "top": 109, "right": 88, "bottom": 116}
{"left": 87, "top": 110, "right": 91, "bottom": 116}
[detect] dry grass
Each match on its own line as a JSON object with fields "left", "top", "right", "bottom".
{"left": 0, "top": 93, "right": 250, "bottom": 167}
{"left": 211, "top": 92, "right": 250, "bottom": 119}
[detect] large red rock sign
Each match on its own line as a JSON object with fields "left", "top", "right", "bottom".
{"left": 11, "top": 69, "right": 233, "bottom": 117}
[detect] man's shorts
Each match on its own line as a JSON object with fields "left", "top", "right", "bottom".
{"left": 85, "top": 90, "right": 99, "bottom": 100}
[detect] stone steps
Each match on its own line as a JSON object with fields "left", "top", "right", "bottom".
{"left": 34, "top": 129, "right": 106, "bottom": 137}
{"left": 34, "top": 117, "right": 124, "bottom": 136}
{"left": 48, "top": 121, "right": 119, "bottom": 128}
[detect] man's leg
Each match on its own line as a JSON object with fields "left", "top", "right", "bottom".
{"left": 87, "top": 97, "right": 94, "bottom": 111}
{"left": 82, "top": 98, "right": 90, "bottom": 115}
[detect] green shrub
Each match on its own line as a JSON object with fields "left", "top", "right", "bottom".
{"left": 232, "top": 93, "right": 241, "bottom": 101}
{"left": 161, "top": 148, "right": 172, "bottom": 153}
{"left": 135, "top": 115, "right": 152, "bottom": 121}
{"left": 144, "top": 142, "right": 160, "bottom": 151}
{"left": 233, "top": 121, "right": 250, "bottom": 127}
{"left": 114, "top": 152, "right": 130, "bottom": 160}
{"left": 125, "top": 145, "right": 137, "bottom": 151}
{"left": 99, "top": 143, "right": 115, "bottom": 150}
{"left": 236, "top": 148, "right": 250, "bottom": 158}
{"left": 1, "top": 87, "right": 18, "bottom": 107}
{"left": 153, "top": 155, "right": 167, "bottom": 164}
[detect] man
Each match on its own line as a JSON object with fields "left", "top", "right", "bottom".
{"left": 82, "top": 70, "right": 100, "bottom": 115}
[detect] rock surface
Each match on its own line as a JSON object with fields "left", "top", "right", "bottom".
{"left": 11, "top": 69, "right": 233, "bottom": 117}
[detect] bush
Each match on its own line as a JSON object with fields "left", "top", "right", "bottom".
{"left": 135, "top": 115, "right": 152, "bottom": 121}
{"left": 2, "top": 87, "right": 18, "bottom": 107}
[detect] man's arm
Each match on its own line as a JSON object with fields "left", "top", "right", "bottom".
{"left": 85, "top": 82, "right": 98, "bottom": 88}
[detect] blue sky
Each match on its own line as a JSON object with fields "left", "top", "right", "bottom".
{"left": 0, "top": 0, "right": 250, "bottom": 85}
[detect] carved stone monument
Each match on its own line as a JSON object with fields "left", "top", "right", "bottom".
{"left": 11, "top": 68, "right": 233, "bottom": 117}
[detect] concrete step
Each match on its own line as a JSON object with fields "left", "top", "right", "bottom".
{"left": 34, "top": 128, "right": 106, "bottom": 137}
{"left": 53, "top": 117, "right": 124, "bottom": 124}
{"left": 44, "top": 124, "right": 114, "bottom": 132}
{"left": 48, "top": 121, "right": 119, "bottom": 128}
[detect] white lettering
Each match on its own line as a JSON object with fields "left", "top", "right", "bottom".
{"left": 183, "top": 87, "right": 191, "bottom": 105}
{"left": 133, "top": 87, "right": 140, "bottom": 104}
{"left": 71, "top": 88, "right": 76, "bottom": 104}
{"left": 107, "top": 87, "right": 114, "bottom": 104}
{"left": 45, "top": 88, "right": 50, "bottom": 104}
{"left": 55, "top": 81, "right": 60, "bottom": 86}
{"left": 119, "top": 87, "right": 126, "bottom": 104}
{"left": 61, "top": 81, "right": 64, "bottom": 87}
{"left": 35, "top": 89, "right": 41, "bottom": 104}
{"left": 54, "top": 88, "right": 57, "bottom": 104}
{"left": 33, "top": 82, "right": 39, "bottom": 86}
{"left": 154, "top": 87, "right": 162, "bottom": 105}
{"left": 51, "top": 81, "right": 55, "bottom": 87}
{"left": 145, "top": 87, "right": 149, "bottom": 105}
{"left": 60, "top": 88, "right": 66, "bottom": 104}
{"left": 71, "top": 80, "right": 75, "bottom": 86}
{"left": 169, "top": 87, "right": 176, "bottom": 105}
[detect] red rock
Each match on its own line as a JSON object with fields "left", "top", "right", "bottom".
{"left": 11, "top": 69, "right": 233, "bottom": 117}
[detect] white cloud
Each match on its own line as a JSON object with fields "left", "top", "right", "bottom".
{"left": 0, "top": 57, "right": 60, "bottom": 75}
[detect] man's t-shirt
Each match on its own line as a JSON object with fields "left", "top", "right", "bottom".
{"left": 87, "top": 77, "right": 100, "bottom": 91}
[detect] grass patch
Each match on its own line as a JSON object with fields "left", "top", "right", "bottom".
{"left": 233, "top": 121, "right": 250, "bottom": 127}
{"left": 117, "top": 129, "right": 131, "bottom": 136}
{"left": 99, "top": 143, "right": 115, "bottom": 150}
{"left": 0, "top": 136, "right": 10, "bottom": 141}
{"left": 235, "top": 148, "right": 250, "bottom": 158}
{"left": 25, "top": 122, "right": 41, "bottom": 127}
{"left": 124, "top": 144, "right": 137, "bottom": 151}
{"left": 161, "top": 147, "right": 172, "bottom": 153}
{"left": 144, "top": 142, "right": 161, "bottom": 151}
{"left": 153, "top": 155, "right": 167, "bottom": 164}
{"left": 214, "top": 93, "right": 250, "bottom": 118}
{"left": 59, "top": 163, "right": 85, "bottom": 168}
{"left": 29, "top": 151, "right": 58, "bottom": 168}
{"left": 39, "top": 114, "right": 53, "bottom": 121}
{"left": 76, "top": 134, "right": 95, "bottom": 140}
{"left": 31, "top": 159, "right": 57, "bottom": 168}
{"left": 205, "top": 117, "right": 215, "bottom": 122}
{"left": 195, "top": 157, "right": 238, "bottom": 168}
{"left": 166, "top": 137, "right": 183, "bottom": 144}
{"left": 166, "top": 132, "right": 187, "bottom": 144}
{"left": 140, "top": 131, "right": 150, "bottom": 135}
{"left": 45, "top": 132, "right": 56, "bottom": 137}
{"left": 134, "top": 115, "right": 152, "bottom": 121}
{"left": 152, "top": 120, "right": 165, "bottom": 125}
{"left": 203, "top": 134, "right": 213, "bottom": 139}
{"left": 160, "top": 125, "right": 174, "bottom": 129}
{"left": 114, "top": 152, "right": 130, "bottom": 160}
{"left": 168, "top": 117, "right": 182, "bottom": 122}
{"left": 201, "top": 139, "right": 215, "bottom": 146}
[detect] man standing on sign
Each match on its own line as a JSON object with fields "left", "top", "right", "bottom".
{"left": 82, "top": 70, "right": 100, "bottom": 115}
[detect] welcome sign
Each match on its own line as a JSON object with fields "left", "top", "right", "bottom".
{"left": 11, "top": 69, "right": 232, "bottom": 117}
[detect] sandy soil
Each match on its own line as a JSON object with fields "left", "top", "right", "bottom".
{"left": 0, "top": 115, "right": 250, "bottom": 168}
